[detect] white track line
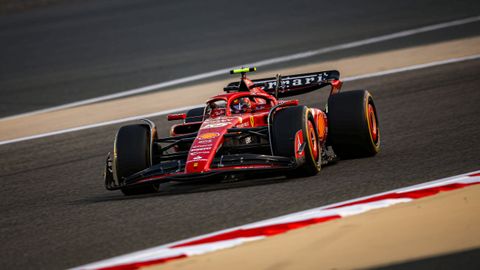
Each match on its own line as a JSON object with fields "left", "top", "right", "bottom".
{"left": 342, "top": 54, "right": 480, "bottom": 81}
{"left": 2, "top": 15, "right": 479, "bottom": 122}
{"left": 1, "top": 54, "right": 479, "bottom": 146}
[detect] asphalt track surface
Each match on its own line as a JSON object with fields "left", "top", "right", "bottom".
{"left": 1, "top": 0, "right": 480, "bottom": 117}
{"left": 0, "top": 58, "right": 479, "bottom": 269}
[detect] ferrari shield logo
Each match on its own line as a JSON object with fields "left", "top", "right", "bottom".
{"left": 250, "top": 116, "right": 255, "bottom": 127}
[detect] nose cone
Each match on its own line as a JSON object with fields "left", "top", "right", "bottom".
{"left": 184, "top": 116, "right": 240, "bottom": 174}
{"left": 185, "top": 132, "right": 220, "bottom": 173}
{"left": 185, "top": 160, "right": 208, "bottom": 173}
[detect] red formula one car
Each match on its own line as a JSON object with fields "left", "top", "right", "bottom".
{"left": 104, "top": 67, "right": 380, "bottom": 195}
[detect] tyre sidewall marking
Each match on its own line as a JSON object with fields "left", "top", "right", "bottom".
{"left": 304, "top": 108, "right": 320, "bottom": 171}
{"left": 364, "top": 92, "right": 380, "bottom": 151}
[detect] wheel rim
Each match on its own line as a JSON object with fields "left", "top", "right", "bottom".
{"left": 368, "top": 103, "right": 378, "bottom": 143}
{"left": 307, "top": 120, "right": 319, "bottom": 161}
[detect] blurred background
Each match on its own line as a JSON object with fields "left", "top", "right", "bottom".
{"left": 1, "top": 0, "right": 479, "bottom": 117}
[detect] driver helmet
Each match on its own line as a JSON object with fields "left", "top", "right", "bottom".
{"left": 231, "top": 97, "right": 251, "bottom": 113}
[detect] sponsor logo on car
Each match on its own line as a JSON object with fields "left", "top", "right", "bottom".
{"left": 261, "top": 73, "right": 330, "bottom": 90}
{"left": 190, "top": 146, "right": 212, "bottom": 151}
{"left": 190, "top": 151, "right": 210, "bottom": 156}
{"left": 236, "top": 122, "right": 249, "bottom": 128}
{"left": 202, "top": 122, "right": 229, "bottom": 129}
{"left": 199, "top": 132, "right": 220, "bottom": 139}
{"left": 207, "top": 117, "right": 237, "bottom": 123}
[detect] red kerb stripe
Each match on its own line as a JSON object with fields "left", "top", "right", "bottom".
{"left": 172, "top": 215, "right": 340, "bottom": 248}
{"left": 327, "top": 182, "right": 479, "bottom": 209}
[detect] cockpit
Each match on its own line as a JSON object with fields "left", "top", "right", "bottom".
{"left": 205, "top": 99, "right": 227, "bottom": 118}
{"left": 205, "top": 96, "right": 274, "bottom": 118}
{"left": 229, "top": 96, "right": 273, "bottom": 114}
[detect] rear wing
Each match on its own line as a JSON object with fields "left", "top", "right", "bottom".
{"left": 224, "top": 70, "right": 342, "bottom": 97}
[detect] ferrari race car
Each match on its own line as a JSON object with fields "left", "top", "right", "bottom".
{"left": 104, "top": 67, "right": 380, "bottom": 195}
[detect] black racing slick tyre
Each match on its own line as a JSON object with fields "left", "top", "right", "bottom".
{"left": 271, "top": 106, "right": 321, "bottom": 176}
{"left": 114, "top": 124, "right": 158, "bottom": 195}
{"left": 185, "top": 107, "right": 205, "bottom": 123}
{"left": 327, "top": 90, "right": 380, "bottom": 159}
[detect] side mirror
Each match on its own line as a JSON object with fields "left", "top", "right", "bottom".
{"left": 167, "top": 113, "right": 187, "bottom": 121}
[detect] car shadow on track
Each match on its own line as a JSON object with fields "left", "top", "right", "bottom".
{"left": 78, "top": 174, "right": 297, "bottom": 203}
{"left": 74, "top": 163, "right": 337, "bottom": 204}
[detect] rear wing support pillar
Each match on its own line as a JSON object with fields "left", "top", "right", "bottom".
{"left": 329, "top": 79, "right": 343, "bottom": 95}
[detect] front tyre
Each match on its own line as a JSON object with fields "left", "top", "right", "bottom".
{"left": 271, "top": 106, "right": 321, "bottom": 176}
{"left": 113, "top": 124, "right": 159, "bottom": 195}
{"left": 327, "top": 90, "right": 380, "bottom": 158}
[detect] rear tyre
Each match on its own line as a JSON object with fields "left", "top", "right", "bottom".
{"left": 185, "top": 107, "right": 205, "bottom": 123}
{"left": 114, "top": 124, "right": 159, "bottom": 195}
{"left": 327, "top": 90, "right": 380, "bottom": 158}
{"left": 271, "top": 106, "right": 320, "bottom": 176}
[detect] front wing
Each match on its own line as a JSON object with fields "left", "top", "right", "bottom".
{"left": 105, "top": 154, "right": 295, "bottom": 190}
